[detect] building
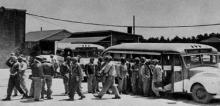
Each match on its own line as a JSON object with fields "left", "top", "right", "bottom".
{"left": 25, "top": 29, "right": 72, "bottom": 56}
{"left": 60, "top": 30, "right": 144, "bottom": 48}
{"left": 0, "top": 7, "right": 26, "bottom": 68}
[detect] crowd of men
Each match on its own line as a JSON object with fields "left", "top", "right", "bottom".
{"left": 85, "top": 56, "right": 165, "bottom": 99}
{"left": 2, "top": 53, "right": 166, "bottom": 101}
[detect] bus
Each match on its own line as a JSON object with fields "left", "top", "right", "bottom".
{"left": 102, "top": 43, "right": 220, "bottom": 103}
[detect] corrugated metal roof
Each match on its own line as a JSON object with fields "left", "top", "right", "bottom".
{"left": 200, "top": 37, "right": 220, "bottom": 43}
{"left": 25, "top": 29, "right": 67, "bottom": 42}
{"left": 59, "top": 36, "right": 109, "bottom": 43}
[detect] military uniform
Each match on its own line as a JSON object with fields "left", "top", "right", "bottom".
{"left": 85, "top": 62, "right": 96, "bottom": 93}
{"left": 3, "top": 58, "right": 28, "bottom": 101}
{"left": 118, "top": 63, "right": 128, "bottom": 94}
{"left": 131, "top": 63, "right": 141, "bottom": 95}
{"left": 151, "top": 64, "right": 163, "bottom": 97}
{"left": 95, "top": 61, "right": 120, "bottom": 99}
{"left": 60, "top": 62, "right": 71, "bottom": 94}
{"left": 29, "top": 59, "right": 44, "bottom": 101}
{"left": 68, "top": 62, "right": 85, "bottom": 100}
{"left": 41, "top": 61, "right": 55, "bottom": 99}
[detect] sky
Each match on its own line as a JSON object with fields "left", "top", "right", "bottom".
{"left": 1, "top": 0, "right": 220, "bottom": 39}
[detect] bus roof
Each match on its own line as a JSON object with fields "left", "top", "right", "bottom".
{"left": 103, "top": 43, "right": 218, "bottom": 54}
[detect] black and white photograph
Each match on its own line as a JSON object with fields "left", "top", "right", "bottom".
{"left": 1, "top": 0, "right": 220, "bottom": 106}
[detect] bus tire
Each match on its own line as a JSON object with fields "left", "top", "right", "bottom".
{"left": 191, "top": 84, "right": 212, "bottom": 103}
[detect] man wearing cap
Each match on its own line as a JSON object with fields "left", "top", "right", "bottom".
{"left": 17, "top": 57, "right": 29, "bottom": 96}
{"left": 50, "top": 55, "right": 58, "bottom": 77}
{"left": 29, "top": 56, "right": 44, "bottom": 101}
{"left": 68, "top": 57, "right": 85, "bottom": 100}
{"left": 41, "top": 58, "right": 55, "bottom": 99}
{"left": 85, "top": 58, "right": 96, "bottom": 93}
{"left": 131, "top": 57, "right": 141, "bottom": 95}
{"left": 118, "top": 57, "right": 128, "bottom": 94}
{"left": 138, "top": 57, "right": 146, "bottom": 95}
{"left": 141, "top": 59, "right": 151, "bottom": 97}
{"left": 60, "top": 56, "right": 72, "bottom": 95}
{"left": 94, "top": 56, "right": 121, "bottom": 99}
{"left": 150, "top": 59, "right": 163, "bottom": 97}
{"left": 2, "top": 56, "right": 29, "bottom": 101}
{"left": 94, "top": 57, "right": 103, "bottom": 92}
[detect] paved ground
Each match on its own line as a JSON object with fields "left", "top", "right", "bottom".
{"left": 0, "top": 69, "right": 220, "bottom": 106}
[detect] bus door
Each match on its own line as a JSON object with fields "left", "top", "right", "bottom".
{"left": 161, "top": 54, "right": 173, "bottom": 92}
{"left": 172, "top": 54, "right": 184, "bottom": 92}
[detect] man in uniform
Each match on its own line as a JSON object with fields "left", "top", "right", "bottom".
{"left": 41, "top": 58, "right": 55, "bottom": 99}
{"left": 94, "top": 56, "right": 121, "bottom": 99}
{"left": 150, "top": 59, "right": 163, "bottom": 97}
{"left": 60, "top": 56, "right": 72, "bottom": 95}
{"left": 131, "top": 57, "right": 141, "bottom": 95}
{"left": 94, "top": 57, "right": 103, "bottom": 92}
{"left": 2, "top": 56, "right": 29, "bottom": 101}
{"left": 85, "top": 58, "right": 96, "bottom": 93}
{"left": 118, "top": 57, "right": 128, "bottom": 94}
{"left": 141, "top": 59, "right": 151, "bottom": 97}
{"left": 17, "top": 57, "right": 29, "bottom": 96}
{"left": 68, "top": 57, "right": 85, "bottom": 101}
{"left": 29, "top": 56, "right": 44, "bottom": 101}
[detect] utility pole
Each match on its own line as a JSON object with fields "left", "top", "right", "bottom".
{"left": 133, "top": 15, "right": 135, "bottom": 35}
{"left": 110, "top": 31, "right": 113, "bottom": 46}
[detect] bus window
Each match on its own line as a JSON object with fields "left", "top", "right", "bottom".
{"left": 174, "top": 55, "right": 182, "bottom": 71}
{"left": 162, "top": 54, "right": 172, "bottom": 71}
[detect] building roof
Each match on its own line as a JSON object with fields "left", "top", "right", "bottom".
{"left": 104, "top": 43, "right": 218, "bottom": 54}
{"left": 200, "top": 37, "right": 220, "bottom": 43}
{"left": 69, "top": 30, "right": 143, "bottom": 38}
{"left": 26, "top": 29, "right": 71, "bottom": 42}
{"left": 59, "top": 36, "right": 109, "bottom": 43}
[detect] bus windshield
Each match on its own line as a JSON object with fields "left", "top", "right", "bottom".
{"left": 183, "top": 54, "right": 217, "bottom": 67}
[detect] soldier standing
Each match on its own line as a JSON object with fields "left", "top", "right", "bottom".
{"left": 118, "top": 57, "right": 128, "bottom": 94}
{"left": 94, "top": 56, "right": 121, "bottom": 99}
{"left": 138, "top": 57, "right": 146, "bottom": 95}
{"left": 131, "top": 57, "right": 141, "bottom": 95}
{"left": 94, "top": 57, "right": 104, "bottom": 92}
{"left": 85, "top": 58, "right": 96, "bottom": 93}
{"left": 41, "top": 58, "right": 55, "bottom": 99}
{"left": 150, "top": 59, "right": 163, "bottom": 97}
{"left": 141, "top": 59, "right": 151, "bottom": 97}
{"left": 60, "top": 56, "right": 71, "bottom": 95}
{"left": 2, "top": 56, "right": 28, "bottom": 101}
{"left": 68, "top": 57, "right": 85, "bottom": 101}
{"left": 29, "top": 56, "right": 44, "bottom": 101}
{"left": 17, "top": 57, "right": 29, "bottom": 96}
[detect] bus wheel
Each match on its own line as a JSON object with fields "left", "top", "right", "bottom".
{"left": 192, "top": 84, "right": 212, "bottom": 103}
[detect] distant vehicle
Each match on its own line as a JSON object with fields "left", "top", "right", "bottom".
{"left": 39, "top": 55, "right": 64, "bottom": 64}
{"left": 103, "top": 43, "right": 220, "bottom": 103}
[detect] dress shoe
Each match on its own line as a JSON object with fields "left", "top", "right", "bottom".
{"left": 94, "top": 95, "right": 102, "bottom": 99}
{"left": 112, "top": 96, "right": 121, "bottom": 99}
{"left": 2, "top": 98, "right": 11, "bottom": 101}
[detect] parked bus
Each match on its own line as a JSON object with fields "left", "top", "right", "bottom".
{"left": 102, "top": 43, "right": 220, "bottom": 103}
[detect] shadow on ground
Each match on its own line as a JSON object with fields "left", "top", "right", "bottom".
{"left": 132, "top": 93, "right": 220, "bottom": 105}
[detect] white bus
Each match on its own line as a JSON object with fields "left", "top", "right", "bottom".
{"left": 102, "top": 43, "right": 220, "bottom": 103}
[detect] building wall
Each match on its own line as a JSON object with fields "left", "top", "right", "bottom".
{"left": 0, "top": 7, "right": 25, "bottom": 68}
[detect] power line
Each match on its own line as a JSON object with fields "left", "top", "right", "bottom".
{"left": 28, "top": 15, "right": 71, "bottom": 30}
{"left": 26, "top": 13, "right": 127, "bottom": 28}
{"left": 26, "top": 12, "right": 220, "bottom": 29}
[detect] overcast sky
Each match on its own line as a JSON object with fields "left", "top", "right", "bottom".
{"left": 1, "top": 0, "right": 220, "bottom": 38}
